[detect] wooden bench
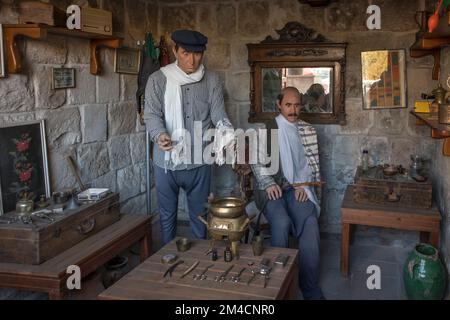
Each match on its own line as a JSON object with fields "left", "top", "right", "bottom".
{"left": 0, "top": 214, "right": 152, "bottom": 299}
{"left": 340, "top": 186, "right": 441, "bottom": 277}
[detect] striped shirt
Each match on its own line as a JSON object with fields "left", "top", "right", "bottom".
{"left": 143, "top": 69, "right": 229, "bottom": 171}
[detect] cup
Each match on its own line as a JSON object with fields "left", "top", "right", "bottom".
{"left": 252, "top": 235, "right": 264, "bottom": 256}
{"left": 176, "top": 238, "right": 192, "bottom": 252}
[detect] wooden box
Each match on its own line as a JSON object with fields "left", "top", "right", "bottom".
{"left": 18, "top": 1, "right": 66, "bottom": 27}
{"left": 0, "top": 193, "right": 121, "bottom": 265}
{"left": 353, "top": 166, "right": 432, "bottom": 209}
{"left": 81, "top": 7, "right": 113, "bottom": 36}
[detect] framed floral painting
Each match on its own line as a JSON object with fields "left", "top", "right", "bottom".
{"left": 0, "top": 120, "right": 50, "bottom": 215}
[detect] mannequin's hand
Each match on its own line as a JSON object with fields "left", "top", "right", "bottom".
{"left": 157, "top": 133, "right": 173, "bottom": 151}
{"left": 266, "top": 185, "right": 282, "bottom": 200}
{"left": 295, "top": 187, "right": 308, "bottom": 202}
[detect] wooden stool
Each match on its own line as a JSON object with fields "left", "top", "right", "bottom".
{"left": 340, "top": 186, "right": 441, "bottom": 277}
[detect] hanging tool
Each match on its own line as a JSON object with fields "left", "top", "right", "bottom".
{"left": 215, "top": 265, "right": 234, "bottom": 283}
{"left": 180, "top": 261, "right": 200, "bottom": 279}
{"left": 163, "top": 260, "right": 184, "bottom": 278}
{"left": 193, "top": 264, "right": 214, "bottom": 281}
{"left": 231, "top": 267, "right": 246, "bottom": 283}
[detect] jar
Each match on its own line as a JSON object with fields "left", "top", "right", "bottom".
{"left": 16, "top": 199, "right": 34, "bottom": 217}
{"left": 403, "top": 243, "right": 446, "bottom": 300}
{"left": 101, "top": 256, "right": 129, "bottom": 289}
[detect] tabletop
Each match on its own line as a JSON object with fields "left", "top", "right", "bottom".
{"left": 98, "top": 238, "right": 299, "bottom": 300}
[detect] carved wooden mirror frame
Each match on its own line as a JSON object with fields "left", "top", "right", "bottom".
{"left": 247, "top": 22, "right": 347, "bottom": 125}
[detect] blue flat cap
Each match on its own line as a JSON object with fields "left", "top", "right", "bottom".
{"left": 171, "top": 29, "right": 208, "bottom": 52}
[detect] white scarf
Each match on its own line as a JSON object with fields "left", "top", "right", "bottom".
{"left": 276, "top": 115, "right": 320, "bottom": 215}
{"left": 160, "top": 62, "right": 205, "bottom": 167}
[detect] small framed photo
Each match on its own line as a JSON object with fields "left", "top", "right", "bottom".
{"left": 52, "top": 67, "right": 75, "bottom": 89}
{"left": 0, "top": 24, "right": 5, "bottom": 78}
{"left": 114, "top": 47, "right": 141, "bottom": 74}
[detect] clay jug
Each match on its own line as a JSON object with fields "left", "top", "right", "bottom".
{"left": 403, "top": 243, "right": 446, "bottom": 300}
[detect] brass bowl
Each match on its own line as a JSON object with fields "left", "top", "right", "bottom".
{"left": 208, "top": 197, "right": 246, "bottom": 219}
{"left": 176, "top": 238, "right": 192, "bottom": 252}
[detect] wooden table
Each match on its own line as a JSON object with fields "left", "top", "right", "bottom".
{"left": 0, "top": 214, "right": 152, "bottom": 299}
{"left": 341, "top": 185, "right": 441, "bottom": 277}
{"left": 98, "top": 239, "right": 299, "bottom": 300}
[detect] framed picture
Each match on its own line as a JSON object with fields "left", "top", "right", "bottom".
{"left": 52, "top": 67, "right": 75, "bottom": 89}
{"left": 114, "top": 47, "right": 141, "bottom": 74}
{"left": 0, "top": 120, "right": 51, "bottom": 215}
{"left": 361, "top": 50, "right": 407, "bottom": 110}
{"left": 0, "top": 24, "right": 5, "bottom": 78}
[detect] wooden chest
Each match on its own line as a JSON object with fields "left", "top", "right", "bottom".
{"left": 0, "top": 193, "right": 121, "bottom": 265}
{"left": 18, "top": 2, "right": 67, "bottom": 27}
{"left": 353, "top": 166, "right": 432, "bottom": 209}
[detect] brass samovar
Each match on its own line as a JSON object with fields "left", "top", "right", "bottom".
{"left": 198, "top": 197, "right": 255, "bottom": 258}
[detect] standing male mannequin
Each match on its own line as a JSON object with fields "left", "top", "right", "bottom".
{"left": 144, "top": 30, "right": 232, "bottom": 245}
{"left": 251, "top": 87, "right": 324, "bottom": 300}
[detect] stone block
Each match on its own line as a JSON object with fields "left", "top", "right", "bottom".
{"left": 0, "top": 75, "right": 34, "bottom": 112}
{"left": 325, "top": 0, "right": 367, "bottom": 32}
{"left": 108, "top": 102, "right": 136, "bottom": 137}
{"left": 227, "top": 71, "right": 250, "bottom": 102}
{"left": 80, "top": 104, "right": 107, "bottom": 143}
{"left": 390, "top": 137, "right": 423, "bottom": 167}
{"left": 216, "top": 3, "right": 236, "bottom": 37}
{"left": 67, "top": 67, "right": 96, "bottom": 105}
{"left": 298, "top": 2, "right": 325, "bottom": 32}
{"left": 117, "top": 165, "right": 141, "bottom": 202}
{"left": 121, "top": 194, "right": 147, "bottom": 215}
{"left": 160, "top": 5, "right": 196, "bottom": 34}
{"left": 121, "top": 74, "right": 138, "bottom": 101}
{"left": 130, "top": 132, "right": 146, "bottom": 164}
{"left": 204, "top": 43, "right": 231, "bottom": 70}
{"left": 77, "top": 142, "right": 110, "bottom": 182}
{"left": 230, "top": 41, "right": 249, "bottom": 70}
{"left": 96, "top": 49, "right": 120, "bottom": 104}
{"left": 25, "top": 35, "right": 67, "bottom": 65}
{"left": 48, "top": 147, "right": 78, "bottom": 191}
{"left": 67, "top": 38, "right": 90, "bottom": 64}
{"left": 340, "top": 99, "right": 372, "bottom": 135}
{"left": 37, "top": 107, "right": 81, "bottom": 148}
{"left": 376, "top": 0, "right": 422, "bottom": 32}
{"left": 33, "top": 65, "right": 66, "bottom": 110}
{"left": 369, "top": 109, "right": 406, "bottom": 136}
{"left": 108, "top": 135, "right": 131, "bottom": 170}
{"left": 91, "top": 170, "right": 117, "bottom": 193}
{"left": 268, "top": 0, "right": 300, "bottom": 31}
{"left": 238, "top": 1, "right": 270, "bottom": 37}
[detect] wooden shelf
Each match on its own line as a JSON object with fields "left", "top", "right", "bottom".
{"left": 410, "top": 12, "right": 450, "bottom": 80}
{"left": 2, "top": 24, "right": 123, "bottom": 75}
{"left": 411, "top": 111, "right": 450, "bottom": 156}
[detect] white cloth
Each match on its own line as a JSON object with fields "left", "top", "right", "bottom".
{"left": 275, "top": 115, "right": 320, "bottom": 214}
{"left": 160, "top": 62, "right": 205, "bottom": 168}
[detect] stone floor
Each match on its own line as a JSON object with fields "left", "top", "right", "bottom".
{"left": 1, "top": 221, "right": 449, "bottom": 300}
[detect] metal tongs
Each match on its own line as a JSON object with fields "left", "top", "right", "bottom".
{"left": 215, "top": 265, "right": 234, "bottom": 283}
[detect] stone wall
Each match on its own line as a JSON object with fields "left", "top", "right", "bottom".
{"left": 153, "top": 0, "right": 438, "bottom": 241}
{"left": 0, "top": 0, "right": 158, "bottom": 218}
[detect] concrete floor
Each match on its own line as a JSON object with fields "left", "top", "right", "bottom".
{"left": 1, "top": 221, "right": 448, "bottom": 300}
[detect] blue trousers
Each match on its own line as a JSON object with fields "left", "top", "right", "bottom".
{"left": 154, "top": 165, "right": 211, "bottom": 245}
{"left": 264, "top": 187, "right": 323, "bottom": 300}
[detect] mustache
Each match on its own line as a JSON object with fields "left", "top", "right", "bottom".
{"left": 288, "top": 113, "right": 298, "bottom": 117}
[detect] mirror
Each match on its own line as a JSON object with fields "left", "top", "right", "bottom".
{"left": 262, "top": 67, "right": 333, "bottom": 113}
{"left": 247, "top": 22, "right": 347, "bottom": 125}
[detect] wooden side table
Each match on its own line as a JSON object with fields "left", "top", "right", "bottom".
{"left": 0, "top": 214, "right": 152, "bottom": 299}
{"left": 98, "top": 239, "right": 299, "bottom": 300}
{"left": 340, "top": 186, "right": 441, "bottom": 277}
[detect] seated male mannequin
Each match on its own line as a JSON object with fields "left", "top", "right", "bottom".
{"left": 251, "top": 87, "right": 325, "bottom": 300}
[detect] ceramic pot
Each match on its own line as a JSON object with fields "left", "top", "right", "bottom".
{"left": 101, "top": 256, "right": 129, "bottom": 289}
{"left": 403, "top": 243, "right": 446, "bottom": 300}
